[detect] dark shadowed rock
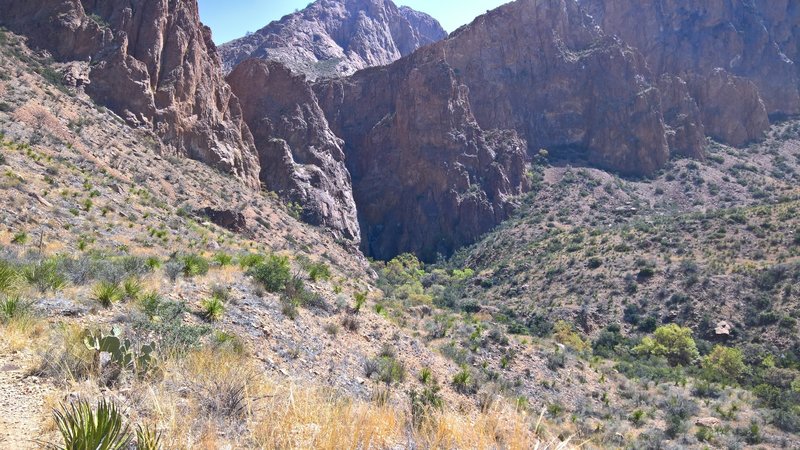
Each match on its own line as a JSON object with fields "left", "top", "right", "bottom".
{"left": 227, "top": 59, "right": 360, "bottom": 243}
{"left": 218, "top": 0, "right": 447, "bottom": 79}
{"left": 198, "top": 207, "right": 247, "bottom": 233}
{"left": 0, "top": 0, "right": 261, "bottom": 187}
{"left": 316, "top": 47, "right": 530, "bottom": 261}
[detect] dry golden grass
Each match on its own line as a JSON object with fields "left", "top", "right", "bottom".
{"left": 0, "top": 314, "right": 46, "bottom": 353}
{"left": 128, "top": 347, "right": 577, "bottom": 449}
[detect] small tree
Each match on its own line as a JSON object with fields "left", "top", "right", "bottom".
{"left": 702, "top": 345, "right": 745, "bottom": 385}
{"left": 634, "top": 323, "right": 699, "bottom": 366}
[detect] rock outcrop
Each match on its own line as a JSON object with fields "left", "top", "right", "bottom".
{"left": 227, "top": 59, "right": 360, "bottom": 243}
{"left": 218, "top": 0, "right": 447, "bottom": 79}
{"left": 316, "top": 49, "right": 530, "bottom": 261}
{"left": 582, "top": 0, "right": 800, "bottom": 146}
{"left": 434, "top": 0, "right": 681, "bottom": 175}
{"left": 0, "top": 0, "right": 261, "bottom": 187}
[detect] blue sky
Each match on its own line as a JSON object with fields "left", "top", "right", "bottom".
{"left": 198, "top": 0, "right": 511, "bottom": 44}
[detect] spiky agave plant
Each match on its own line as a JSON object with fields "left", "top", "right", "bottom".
{"left": 51, "top": 399, "right": 132, "bottom": 450}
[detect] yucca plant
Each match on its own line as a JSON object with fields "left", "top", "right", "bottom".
{"left": 180, "top": 253, "right": 209, "bottom": 278}
{"left": 122, "top": 278, "right": 143, "bottom": 301}
{"left": 212, "top": 252, "right": 233, "bottom": 267}
{"left": 93, "top": 281, "right": 123, "bottom": 308}
{"left": 51, "top": 399, "right": 131, "bottom": 450}
{"left": 0, "top": 295, "right": 32, "bottom": 322}
{"left": 0, "top": 260, "right": 19, "bottom": 295}
{"left": 201, "top": 297, "right": 225, "bottom": 322}
{"left": 135, "top": 424, "right": 161, "bottom": 450}
{"left": 23, "top": 259, "right": 67, "bottom": 293}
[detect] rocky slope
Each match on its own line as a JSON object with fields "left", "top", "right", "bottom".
{"left": 227, "top": 59, "right": 360, "bottom": 244}
{"left": 582, "top": 0, "right": 800, "bottom": 146}
{"left": 218, "top": 0, "right": 447, "bottom": 79}
{"left": 0, "top": 0, "right": 261, "bottom": 187}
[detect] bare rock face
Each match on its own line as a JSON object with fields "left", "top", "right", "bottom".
{"left": 0, "top": 0, "right": 261, "bottom": 187}
{"left": 435, "top": 0, "right": 676, "bottom": 175}
{"left": 690, "top": 69, "right": 769, "bottom": 147}
{"left": 657, "top": 75, "right": 707, "bottom": 157}
{"left": 582, "top": 0, "right": 800, "bottom": 146}
{"left": 218, "top": 0, "right": 447, "bottom": 79}
{"left": 315, "top": 48, "right": 530, "bottom": 261}
{"left": 227, "top": 59, "right": 360, "bottom": 244}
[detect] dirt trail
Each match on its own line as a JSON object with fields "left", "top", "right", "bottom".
{"left": 0, "top": 351, "right": 53, "bottom": 449}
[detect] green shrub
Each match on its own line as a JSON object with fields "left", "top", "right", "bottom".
{"left": 702, "top": 345, "right": 746, "bottom": 385}
{"left": 133, "top": 299, "right": 210, "bottom": 355}
{"left": 307, "top": 261, "right": 331, "bottom": 282}
{"left": 0, "top": 260, "right": 19, "bottom": 294}
{"left": 212, "top": 252, "right": 233, "bottom": 267}
{"left": 201, "top": 297, "right": 225, "bottom": 322}
{"left": 247, "top": 254, "right": 291, "bottom": 292}
{"left": 122, "top": 278, "right": 142, "bottom": 301}
{"left": 179, "top": 253, "right": 209, "bottom": 278}
{"left": 23, "top": 259, "right": 67, "bottom": 293}
{"left": 0, "top": 296, "right": 32, "bottom": 322}
{"left": 409, "top": 383, "right": 443, "bottom": 427}
{"left": 353, "top": 291, "right": 367, "bottom": 313}
{"left": 452, "top": 366, "right": 472, "bottom": 394}
{"left": 11, "top": 231, "right": 28, "bottom": 245}
{"left": 52, "top": 399, "right": 131, "bottom": 450}
{"left": 238, "top": 253, "right": 265, "bottom": 269}
{"left": 93, "top": 281, "right": 123, "bottom": 308}
{"left": 634, "top": 323, "right": 699, "bottom": 366}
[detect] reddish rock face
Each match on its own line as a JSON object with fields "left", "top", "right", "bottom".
{"left": 437, "top": 0, "right": 674, "bottom": 175}
{"left": 315, "top": 48, "right": 530, "bottom": 261}
{"left": 218, "top": 0, "right": 447, "bottom": 79}
{"left": 582, "top": 0, "right": 800, "bottom": 146}
{"left": 228, "top": 59, "right": 360, "bottom": 244}
{"left": 0, "top": 0, "right": 261, "bottom": 187}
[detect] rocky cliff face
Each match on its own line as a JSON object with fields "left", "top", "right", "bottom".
{"left": 0, "top": 0, "right": 261, "bottom": 187}
{"left": 218, "top": 0, "right": 447, "bottom": 79}
{"left": 315, "top": 48, "right": 530, "bottom": 261}
{"left": 436, "top": 0, "right": 684, "bottom": 175}
{"left": 582, "top": 0, "right": 800, "bottom": 146}
{"left": 227, "top": 59, "right": 360, "bottom": 244}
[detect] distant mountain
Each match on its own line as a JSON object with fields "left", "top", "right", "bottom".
{"left": 218, "top": 0, "right": 447, "bottom": 79}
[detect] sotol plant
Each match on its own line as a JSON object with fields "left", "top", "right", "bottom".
{"left": 51, "top": 399, "right": 131, "bottom": 450}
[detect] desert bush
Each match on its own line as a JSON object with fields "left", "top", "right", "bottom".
{"left": 634, "top": 323, "right": 699, "bottom": 366}
{"left": 0, "top": 295, "right": 32, "bottom": 323}
{"left": 452, "top": 366, "right": 473, "bottom": 394}
{"left": 93, "top": 281, "right": 122, "bottom": 308}
{"left": 134, "top": 299, "right": 210, "bottom": 355}
{"left": 0, "top": 260, "right": 19, "bottom": 294}
{"left": 23, "top": 258, "right": 67, "bottom": 292}
{"left": 307, "top": 261, "right": 331, "bottom": 282}
{"left": 201, "top": 297, "right": 225, "bottom": 322}
{"left": 178, "top": 253, "right": 209, "bottom": 278}
{"left": 211, "top": 252, "right": 233, "bottom": 267}
{"left": 248, "top": 254, "right": 291, "bottom": 292}
{"left": 237, "top": 253, "right": 265, "bottom": 269}
{"left": 702, "top": 345, "right": 746, "bottom": 385}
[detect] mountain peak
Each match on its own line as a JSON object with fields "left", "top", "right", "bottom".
{"left": 218, "top": 0, "right": 446, "bottom": 79}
